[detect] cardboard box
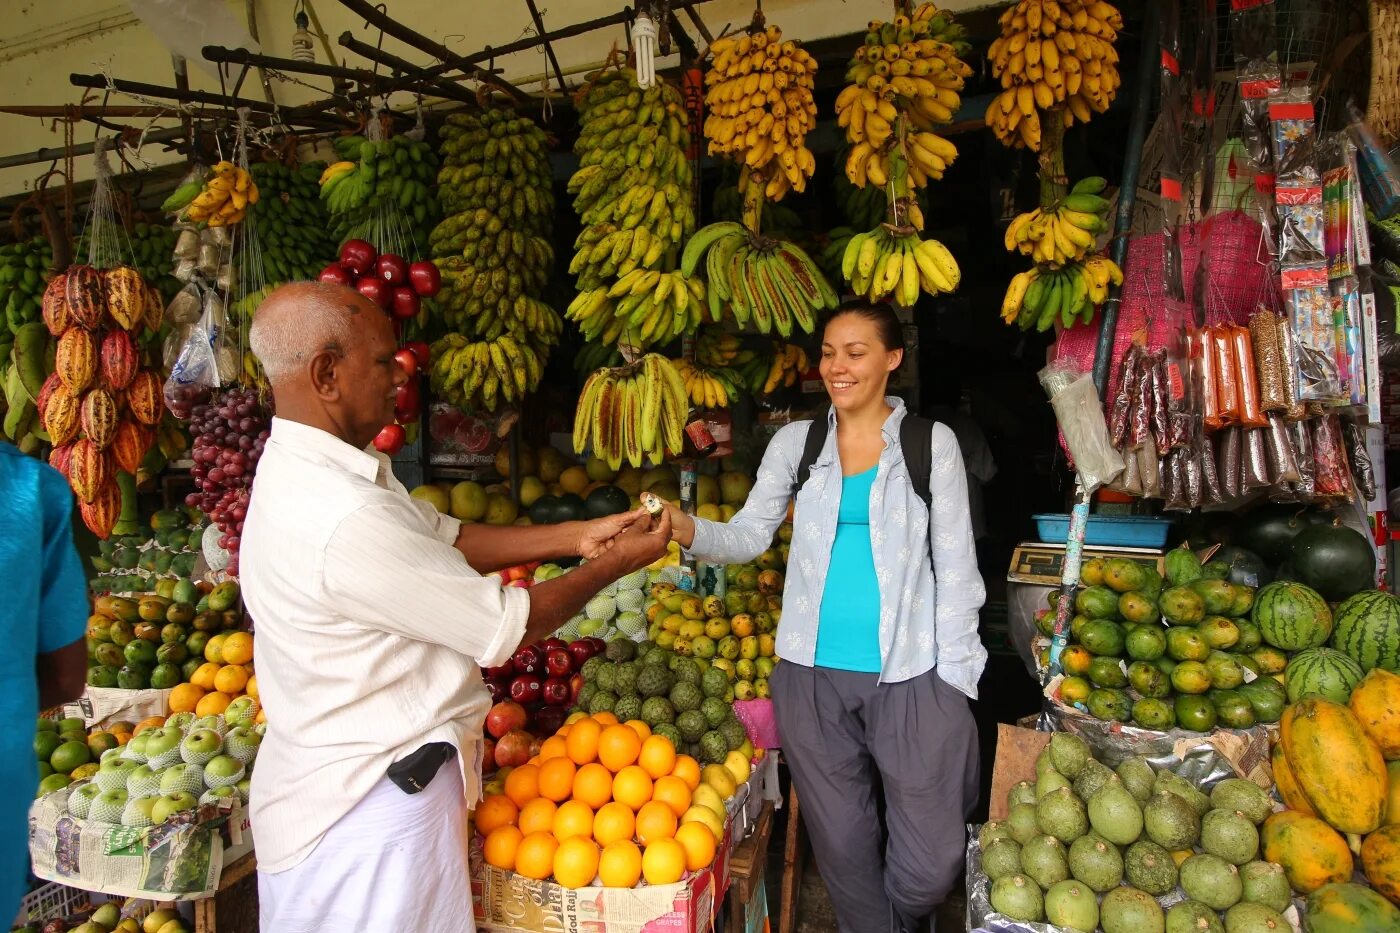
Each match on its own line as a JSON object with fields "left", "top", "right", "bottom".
{"left": 987, "top": 724, "right": 1051, "bottom": 821}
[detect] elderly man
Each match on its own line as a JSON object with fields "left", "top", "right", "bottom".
{"left": 242, "top": 282, "right": 669, "bottom": 933}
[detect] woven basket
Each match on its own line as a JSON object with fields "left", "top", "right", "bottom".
{"left": 1368, "top": 0, "right": 1400, "bottom": 146}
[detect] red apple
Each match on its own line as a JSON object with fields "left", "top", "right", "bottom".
{"left": 405, "top": 340, "right": 431, "bottom": 369}
{"left": 375, "top": 253, "right": 409, "bottom": 286}
{"left": 541, "top": 676, "right": 571, "bottom": 706}
{"left": 394, "top": 348, "right": 419, "bottom": 375}
{"left": 483, "top": 664, "right": 514, "bottom": 680}
{"left": 484, "top": 676, "right": 510, "bottom": 704}
{"left": 355, "top": 276, "right": 390, "bottom": 310}
{"left": 586, "top": 637, "right": 607, "bottom": 654}
{"left": 408, "top": 260, "right": 442, "bottom": 297}
{"left": 394, "top": 380, "right": 420, "bottom": 424}
{"left": 534, "top": 705, "right": 568, "bottom": 736}
{"left": 512, "top": 644, "right": 544, "bottom": 676}
{"left": 485, "top": 700, "right": 528, "bottom": 739}
{"left": 317, "top": 263, "right": 354, "bottom": 287}
{"left": 493, "top": 729, "right": 532, "bottom": 769}
{"left": 544, "top": 648, "right": 572, "bottom": 679}
{"left": 509, "top": 674, "right": 543, "bottom": 705}
{"left": 390, "top": 286, "right": 420, "bottom": 320}
{"left": 339, "top": 239, "right": 377, "bottom": 274}
{"left": 540, "top": 637, "right": 568, "bottom": 653}
{"left": 372, "top": 423, "right": 405, "bottom": 456}
{"left": 566, "top": 640, "right": 594, "bottom": 670}
{"left": 568, "top": 672, "right": 585, "bottom": 703}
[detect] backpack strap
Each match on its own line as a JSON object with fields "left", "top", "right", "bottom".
{"left": 791, "top": 408, "right": 831, "bottom": 497}
{"left": 899, "top": 414, "right": 935, "bottom": 509}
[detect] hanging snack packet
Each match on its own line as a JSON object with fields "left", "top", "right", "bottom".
{"left": 1109, "top": 344, "right": 1141, "bottom": 449}
{"left": 1265, "top": 413, "right": 1302, "bottom": 483}
{"left": 1212, "top": 326, "right": 1242, "bottom": 423}
{"left": 1218, "top": 427, "right": 1242, "bottom": 500}
{"left": 1243, "top": 427, "right": 1270, "bottom": 489}
{"left": 1342, "top": 417, "right": 1377, "bottom": 501}
{"left": 1232, "top": 324, "right": 1268, "bottom": 426}
{"left": 1311, "top": 414, "right": 1354, "bottom": 500}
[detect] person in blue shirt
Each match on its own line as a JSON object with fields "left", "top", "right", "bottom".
{"left": 662, "top": 302, "right": 986, "bottom": 932}
{"left": 0, "top": 442, "right": 89, "bottom": 922}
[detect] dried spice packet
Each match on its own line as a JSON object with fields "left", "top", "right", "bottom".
{"left": 1311, "top": 414, "right": 1353, "bottom": 500}
{"left": 1290, "top": 420, "right": 1316, "bottom": 498}
{"left": 1182, "top": 442, "right": 1205, "bottom": 507}
{"left": 1232, "top": 324, "right": 1268, "bottom": 426}
{"left": 1139, "top": 443, "right": 1162, "bottom": 499}
{"left": 1243, "top": 426, "right": 1270, "bottom": 489}
{"left": 1150, "top": 351, "right": 1172, "bottom": 454}
{"left": 1218, "top": 426, "right": 1242, "bottom": 500}
{"left": 1265, "top": 412, "right": 1301, "bottom": 483}
{"left": 1213, "top": 326, "right": 1243, "bottom": 422}
{"left": 1109, "top": 345, "right": 1141, "bottom": 449}
{"left": 1132, "top": 355, "right": 1154, "bottom": 448}
{"left": 1342, "top": 416, "right": 1377, "bottom": 501}
{"left": 1277, "top": 319, "right": 1307, "bottom": 418}
{"left": 1200, "top": 431, "right": 1226, "bottom": 505}
{"left": 1249, "top": 310, "right": 1288, "bottom": 412}
{"left": 1163, "top": 448, "right": 1189, "bottom": 511}
{"left": 1197, "top": 328, "right": 1222, "bottom": 431}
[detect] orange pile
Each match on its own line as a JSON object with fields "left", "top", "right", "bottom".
{"left": 167, "top": 631, "right": 262, "bottom": 722}
{"left": 477, "top": 712, "right": 720, "bottom": 888}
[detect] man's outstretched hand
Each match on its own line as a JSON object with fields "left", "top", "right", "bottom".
{"left": 603, "top": 508, "right": 673, "bottom": 573}
{"left": 576, "top": 507, "right": 651, "bottom": 560}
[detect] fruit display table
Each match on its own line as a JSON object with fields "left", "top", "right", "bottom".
{"left": 724, "top": 800, "right": 774, "bottom": 933}
{"left": 191, "top": 852, "right": 257, "bottom": 933}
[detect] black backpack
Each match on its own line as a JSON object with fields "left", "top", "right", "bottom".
{"left": 790, "top": 407, "right": 934, "bottom": 508}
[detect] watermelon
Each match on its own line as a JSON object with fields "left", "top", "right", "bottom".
{"left": 1233, "top": 504, "right": 1328, "bottom": 565}
{"left": 1290, "top": 523, "right": 1376, "bottom": 602}
{"left": 1331, "top": 590, "right": 1400, "bottom": 673}
{"left": 1285, "top": 648, "right": 1365, "bottom": 704}
{"left": 1253, "top": 581, "right": 1333, "bottom": 651}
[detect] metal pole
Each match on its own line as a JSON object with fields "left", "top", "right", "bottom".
{"left": 1046, "top": 4, "right": 1160, "bottom": 682}
{"left": 522, "top": 0, "right": 569, "bottom": 95}
{"left": 334, "top": 34, "right": 482, "bottom": 105}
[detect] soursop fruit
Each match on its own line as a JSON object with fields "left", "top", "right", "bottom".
{"left": 121, "top": 796, "right": 157, "bottom": 828}
{"left": 613, "top": 695, "right": 643, "bottom": 724}
{"left": 720, "top": 718, "right": 747, "bottom": 750}
{"left": 699, "top": 730, "right": 728, "bottom": 764}
{"left": 1210, "top": 779, "right": 1272, "bottom": 826}
{"left": 67, "top": 783, "right": 101, "bottom": 819}
{"left": 653, "top": 723, "right": 683, "bottom": 747}
{"left": 1238, "top": 861, "right": 1290, "bottom": 912}
{"left": 614, "top": 664, "right": 640, "bottom": 696}
{"left": 701, "top": 667, "right": 728, "bottom": 698}
{"left": 1068, "top": 832, "right": 1124, "bottom": 892}
{"left": 640, "top": 696, "right": 675, "bottom": 726}
{"left": 700, "top": 697, "right": 729, "bottom": 729}
{"left": 673, "top": 658, "right": 702, "bottom": 687}
{"left": 1101, "top": 886, "right": 1165, "bottom": 933}
{"left": 1167, "top": 900, "right": 1225, "bottom": 933}
{"left": 1048, "top": 733, "right": 1092, "bottom": 780}
{"left": 676, "top": 710, "right": 708, "bottom": 742}
{"left": 1201, "top": 809, "right": 1259, "bottom": 865}
{"left": 1179, "top": 853, "right": 1243, "bottom": 911}
{"left": 1125, "top": 840, "right": 1179, "bottom": 896}
{"left": 989, "top": 874, "right": 1043, "bottom": 922}
{"left": 1045, "top": 880, "right": 1099, "bottom": 933}
{"left": 670, "top": 681, "right": 702, "bottom": 712}
{"left": 1223, "top": 902, "right": 1287, "bottom": 933}
{"left": 983, "top": 838, "right": 1023, "bottom": 881}
{"left": 588, "top": 690, "right": 618, "bottom": 714}
{"left": 1020, "top": 834, "right": 1070, "bottom": 889}
{"left": 1088, "top": 776, "right": 1144, "bottom": 846}
{"left": 1036, "top": 786, "right": 1088, "bottom": 844}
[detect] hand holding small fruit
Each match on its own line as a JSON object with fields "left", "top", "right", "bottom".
{"left": 602, "top": 509, "right": 673, "bottom": 576}
{"left": 576, "top": 507, "right": 652, "bottom": 560}
{"left": 657, "top": 500, "right": 697, "bottom": 550}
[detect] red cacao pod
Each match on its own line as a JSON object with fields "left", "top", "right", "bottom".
{"left": 68, "top": 437, "right": 110, "bottom": 503}
{"left": 79, "top": 477, "right": 120, "bottom": 539}
{"left": 103, "top": 266, "right": 145, "bottom": 331}
{"left": 41, "top": 384, "right": 80, "bottom": 447}
{"left": 109, "top": 419, "right": 150, "bottom": 474}
{"left": 125, "top": 369, "right": 164, "bottom": 426}
{"left": 99, "top": 329, "right": 138, "bottom": 391}
{"left": 55, "top": 326, "right": 97, "bottom": 393}
{"left": 41, "top": 272, "right": 72, "bottom": 336}
{"left": 64, "top": 265, "right": 105, "bottom": 330}
{"left": 79, "top": 387, "right": 118, "bottom": 450}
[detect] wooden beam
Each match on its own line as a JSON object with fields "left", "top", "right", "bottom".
{"left": 335, "top": 33, "right": 482, "bottom": 106}
{"left": 522, "top": 0, "right": 568, "bottom": 95}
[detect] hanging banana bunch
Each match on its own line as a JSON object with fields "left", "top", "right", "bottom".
{"left": 984, "top": 0, "right": 1124, "bottom": 151}
{"left": 163, "top": 161, "right": 259, "bottom": 228}
{"left": 572, "top": 354, "right": 689, "bottom": 469}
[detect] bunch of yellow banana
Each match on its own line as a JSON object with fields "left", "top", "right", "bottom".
{"left": 428, "top": 332, "right": 543, "bottom": 412}
{"left": 695, "top": 328, "right": 741, "bottom": 368}
{"left": 762, "top": 342, "right": 808, "bottom": 394}
{"left": 566, "top": 67, "right": 696, "bottom": 348}
{"left": 836, "top": 3, "right": 972, "bottom": 192}
{"left": 566, "top": 269, "right": 709, "bottom": 347}
{"left": 573, "top": 354, "right": 688, "bottom": 469}
{"left": 179, "top": 161, "right": 258, "bottom": 227}
{"left": 985, "top": 0, "right": 1124, "bottom": 150}
{"left": 1005, "top": 177, "right": 1112, "bottom": 264}
{"left": 680, "top": 221, "right": 836, "bottom": 337}
{"left": 703, "top": 23, "right": 819, "bottom": 200}
{"left": 1000, "top": 254, "right": 1122, "bottom": 331}
{"left": 673, "top": 357, "right": 743, "bottom": 409}
{"left": 842, "top": 225, "right": 960, "bottom": 306}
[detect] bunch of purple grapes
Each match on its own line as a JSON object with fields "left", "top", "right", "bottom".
{"left": 166, "top": 384, "right": 213, "bottom": 422}
{"left": 183, "top": 386, "right": 272, "bottom": 576}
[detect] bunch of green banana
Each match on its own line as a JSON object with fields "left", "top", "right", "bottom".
{"left": 0, "top": 237, "right": 53, "bottom": 342}
{"left": 565, "top": 67, "right": 695, "bottom": 348}
{"left": 572, "top": 354, "right": 688, "bottom": 469}
{"left": 1, "top": 321, "right": 54, "bottom": 453}
{"left": 1000, "top": 253, "right": 1122, "bottom": 331}
{"left": 566, "top": 268, "right": 708, "bottom": 346}
{"left": 429, "top": 108, "right": 555, "bottom": 344}
{"left": 573, "top": 340, "right": 624, "bottom": 380}
{"left": 247, "top": 161, "right": 338, "bottom": 283}
{"left": 842, "top": 224, "right": 960, "bottom": 305}
{"left": 1004, "top": 177, "right": 1111, "bottom": 265}
{"left": 673, "top": 356, "right": 743, "bottom": 409}
{"left": 428, "top": 332, "right": 544, "bottom": 412}
{"left": 75, "top": 224, "right": 180, "bottom": 300}
{"left": 695, "top": 328, "right": 740, "bottom": 368}
{"left": 817, "top": 227, "right": 858, "bottom": 286}
{"left": 680, "top": 221, "right": 836, "bottom": 337}
{"left": 321, "top": 134, "right": 439, "bottom": 246}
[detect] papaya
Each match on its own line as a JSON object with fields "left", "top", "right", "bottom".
{"left": 1260, "top": 810, "right": 1353, "bottom": 894}
{"left": 1359, "top": 824, "right": 1400, "bottom": 906}
{"left": 1303, "top": 882, "right": 1400, "bottom": 933}
{"left": 1280, "top": 697, "right": 1388, "bottom": 835}
{"left": 1348, "top": 667, "right": 1400, "bottom": 760}
{"left": 1388, "top": 761, "right": 1400, "bottom": 827}
{"left": 1269, "top": 742, "right": 1316, "bottom": 817}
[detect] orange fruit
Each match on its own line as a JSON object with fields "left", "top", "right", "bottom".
{"left": 167, "top": 683, "right": 206, "bottom": 714}
{"left": 591, "top": 711, "right": 619, "bottom": 726}
{"left": 670, "top": 754, "right": 701, "bottom": 791}
{"left": 245, "top": 675, "right": 258, "bottom": 700}
{"left": 598, "top": 840, "right": 643, "bottom": 888}
{"left": 612, "top": 765, "right": 654, "bottom": 811}
{"left": 638, "top": 734, "right": 677, "bottom": 779}
{"left": 565, "top": 711, "right": 588, "bottom": 725}
{"left": 133, "top": 716, "right": 165, "bottom": 735}
{"left": 111, "top": 731, "right": 132, "bottom": 746}
{"left": 195, "top": 691, "right": 233, "bottom": 717}
{"left": 572, "top": 763, "right": 614, "bottom": 810}
{"left": 552, "top": 836, "right": 601, "bottom": 888}
{"left": 566, "top": 718, "right": 602, "bottom": 766}
{"left": 483, "top": 825, "right": 523, "bottom": 871}
{"left": 220, "top": 632, "right": 254, "bottom": 665}
{"left": 475, "top": 794, "right": 519, "bottom": 837}
{"left": 642, "top": 838, "right": 687, "bottom": 884}
{"left": 190, "top": 662, "right": 221, "bottom": 691}
{"left": 598, "top": 725, "right": 642, "bottom": 772}
{"left": 518, "top": 798, "right": 558, "bottom": 837}
{"left": 651, "top": 775, "right": 692, "bottom": 819}
{"left": 539, "top": 735, "right": 568, "bottom": 761}
{"left": 674, "top": 822, "right": 718, "bottom": 872}
{"left": 504, "top": 763, "right": 541, "bottom": 808}
{"left": 515, "top": 831, "right": 559, "bottom": 880}
{"left": 623, "top": 719, "right": 652, "bottom": 741}
{"left": 552, "top": 799, "right": 594, "bottom": 841}
{"left": 592, "top": 801, "right": 636, "bottom": 847}
{"left": 537, "top": 757, "right": 577, "bottom": 803}
{"left": 204, "top": 633, "right": 228, "bottom": 664}
{"left": 213, "top": 664, "right": 249, "bottom": 695}
{"left": 635, "top": 800, "right": 678, "bottom": 845}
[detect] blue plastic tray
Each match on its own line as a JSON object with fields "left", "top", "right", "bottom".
{"left": 1032, "top": 513, "right": 1173, "bottom": 548}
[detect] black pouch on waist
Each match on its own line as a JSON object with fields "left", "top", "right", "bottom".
{"left": 387, "top": 742, "right": 456, "bottom": 795}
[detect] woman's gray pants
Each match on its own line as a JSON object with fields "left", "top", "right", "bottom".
{"left": 770, "top": 662, "right": 980, "bottom": 933}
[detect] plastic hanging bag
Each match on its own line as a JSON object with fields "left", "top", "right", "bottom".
{"left": 1243, "top": 427, "right": 1270, "bottom": 490}
{"left": 1290, "top": 420, "right": 1316, "bottom": 498}
{"left": 1139, "top": 443, "right": 1161, "bottom": 499}
{"left": 1164, "top": 448, "right": 1189, "bottom": 511}
{"left": 1039, "top": 363, "right": 1125, "bottom": 492}
{"left": 1342, "top": 416, "right": 1377, "bottom": 501}
{"left": 1109, "top": 345, "right": 1141, "bottom": 449}
{"left": 1312, "top": 414, "right": 1355, "bottom": 501}
{"left": 1265, "top": 413, "right": 1302, "bottom": 484}
{"left": 1218, "top": 427, "right": 1242, "bottom": 500}
{"left": 163, "top": 286, "right": 225, "bottom": 404}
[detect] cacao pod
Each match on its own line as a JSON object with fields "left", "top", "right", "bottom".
{"left": 103, "top": 266, "right": 145, "bottom": 331}
{"left": 41, "top": 384, "right": 79, "bottom": 446}
{"left": 143, "top": 283, "right": 164, "bottom": 331}
{"left": 80, "top": 388, "right": 118, "bottom": 449}
{"left": 34, "top": 372, "right": 62, "bottom": 419}
{"left": 99, "top": 329, "right": 137, "bottom": 390}
{"left": 68, "top": 437, "right": 110, "bottom": 503}
{"left": 79, "top": 477, "right": 120, "bottom": 539}
{"left": 41, "top": 272, "right": 72, "bottom": 335}
{"left": 48, "top": 442, "right": 74, "bottom": 479}
{"left": 55, "top": 327, "right": 97, "bottom": 393}
{"left": 110, "top": 419, "right": 150, "bottom": 474}
{"left": 125, "top": 369, "right": 164, "bottom": 426}
{"left": 64, "top": 265, "right": 105, "bottom": 330}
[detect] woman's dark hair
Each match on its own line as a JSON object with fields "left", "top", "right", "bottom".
{"left": 822, "top": 299, "right": 904, "bottom": 354}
